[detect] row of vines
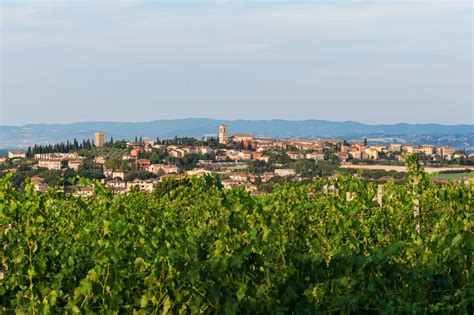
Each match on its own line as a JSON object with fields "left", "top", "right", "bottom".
{"left": 0, "top": 158, "right": 473, "bottom": 313}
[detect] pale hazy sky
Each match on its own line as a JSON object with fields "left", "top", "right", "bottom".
{"left": 1, "top": 0, "right": 472, "bottom": 125}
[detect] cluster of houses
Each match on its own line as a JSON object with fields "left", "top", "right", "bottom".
{"left": 35, "top": 153, "right": 84, "bottom": 170}
{"left": 2, "top": 127, "right": 471, "bottom": 197}
{"left": 336, "top": 143, "right": 458, "bottom": 163}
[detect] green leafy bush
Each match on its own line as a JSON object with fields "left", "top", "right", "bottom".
{"left": 0, "top": 167, "right": 472, "bottom": 313}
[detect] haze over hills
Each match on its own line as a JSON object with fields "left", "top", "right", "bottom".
{"left": 0, "top": 118, "right": 472, "bottom": 149}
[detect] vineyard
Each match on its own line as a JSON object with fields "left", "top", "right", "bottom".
{"left": 0, "top": 158, "right": 473, "bottom": 314}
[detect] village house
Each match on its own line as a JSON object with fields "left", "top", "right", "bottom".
{"left": 112, "top": 169, "right": 125, "bottom": 180}
{"left": 34, "top": 152, "right": 79, "bottom": 160}
{"left": 147, "top": 164, "right": 162, "bottom": 175}
{"left": 143, "top": 140, "right": 155, "bottom": 152}
{"left": 127, "top": 178, "right": 158, "bottom": 193}
{"left": 106, "top": 179, "right": 127, "bottom": 189}
{"left": 274, "top": 169, "right": 296, "bottom": 177}
{"left": 233, "top": 134, "right": 254, "bottom": 143}
{"left": 351, "top": 143, "right": 366, "bottom": 151}
{"left": 253, "top": 152, "right": 270, "bottom": 163}
{"left": 306, "top": 152, "right": 325, "bottom": 160}
{"left": 136, "top": 159, "right": 151, "bottom": 170}
{"left": 438, "top": 146, "right": 455, "bottom": 159}
{"left": 68, "top": 159, "right": 84, "bottom": 171}
{"left": 106, "top": 180, "right": 127, "bottom": 194}
{"left": 161, "top": 165, "right": 179, "bottom": 175}
{"left": 287, "top": 152, "right": 305, "bottom": 160}
{"left": 195, "top": 146, "right": 214, "bottom": 154}
{"left": 227, "top": 150, "right": 252, "bottom": 161}
{"left": 239, "top": 151, "right": 253, "bottom": 160}
{"left": 8, "top": 150, "right": 26, "bottom": 159}
{"left": 94, "top": 156, "right": 107, "bottom": 164}
{"left": 419, "top": 145, "right": 435, "bottom": 156}
{"left": 389, "top": 144, "right": 403, "bottom": 152}
{"left": 38, "top": 158, "right": 64, "bottom": 170}
{"left": 147, "top": 164, "right": 179, "bottom": 176}
{"left": 72, "top": 185, "right": 94, "bottom": 198}
{"left": 364, "top": 148, "right": 379, "bottom": 160}
{"left": 197, "top": 160, "right": 214, "bottom": 166}
{"left": 403, "top": 145, "right": 417, "bottom": 154}
{"left": 30, "top": 176, "right": 50, "bottom": 193}
{"left": 186, "top": 169, "right": 212, "bottom": 176}
{"left": 130, "top": 148, "right": 140, "bottom": 158}
{"left": 168, "top": 148, "right": 186, "bottom": 158}
{"left": 229, "top": 173, "right": 249, "bottom": 183}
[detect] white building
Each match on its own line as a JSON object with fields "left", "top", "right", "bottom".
{"left": 233, "top": 134, "right": 254, "bottom": 142}
{"left": 229, "top": 173, "right": 249, "bottom": 182}
{"left": 8, "top": 150, "right": 26, "bottom": 159}
{"left": 419, "top": 145, "right": 435, "bottom": 156}
{"left": 127, "top": 179, "right": 158, "bottom": 193}
{"left": 306, "top": 152, "right": 325, "bottom": 160}
{"left": 34, "top": 153, "right": 79, "bottom": 160}
{"left": 38, "top": 158, "right": 63, "bottom": 170}
{"left": 112, "top": 169, "right": 125, "bottom": 180}
{"left": 287, "top": 152, "right": 305, "bottom": 160}
{"left": 274, "top": 169, "right": 296, "bottom": 177}
{"left": 147, "top": 164, "right": 179, "bottom": 176}
{"left": 94, "top": 156, "right": 107, "bottom": 164}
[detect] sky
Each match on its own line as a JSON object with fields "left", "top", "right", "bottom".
{"left": 0, "top": 0, "right": 472, "bottom": 126}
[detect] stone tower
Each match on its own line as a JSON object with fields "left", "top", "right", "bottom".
{"left": 219, "top": 125, "right": 228, "bottom": 144}
{"left": 95, "top": 131, "right": 105, "bottom": 147}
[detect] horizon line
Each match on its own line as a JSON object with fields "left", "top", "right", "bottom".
{"left": 2, "top": 117, "right": 473, "bottom": 128}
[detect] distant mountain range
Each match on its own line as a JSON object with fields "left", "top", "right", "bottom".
{"left": 0, "top": 118, "right": 472, "bottom": 149}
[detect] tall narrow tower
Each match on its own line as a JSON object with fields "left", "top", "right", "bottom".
{"left": 95, "top": 131, "right": 105, "bottom": 147}
{"left": 219, "top": 125, "right": 228, "bottom": 144}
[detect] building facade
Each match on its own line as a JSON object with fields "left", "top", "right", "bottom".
{"left": 38, "top": 158, "right": 63, "bottom": 170}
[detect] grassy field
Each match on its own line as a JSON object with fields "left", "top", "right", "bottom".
{"left": 431, "top": 172, "right": 474, "bottom": 180}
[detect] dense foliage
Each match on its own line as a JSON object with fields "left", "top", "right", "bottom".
{"left": 0, "top": 161, "right": 473, "bottom": 313}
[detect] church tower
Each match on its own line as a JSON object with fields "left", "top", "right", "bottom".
{"left": 219, "top": 125, "right": 228, "bottom": 144}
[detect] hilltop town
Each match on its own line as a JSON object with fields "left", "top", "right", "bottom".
{"left": 1, "top": 125, "right": 473, "bottom": 196}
